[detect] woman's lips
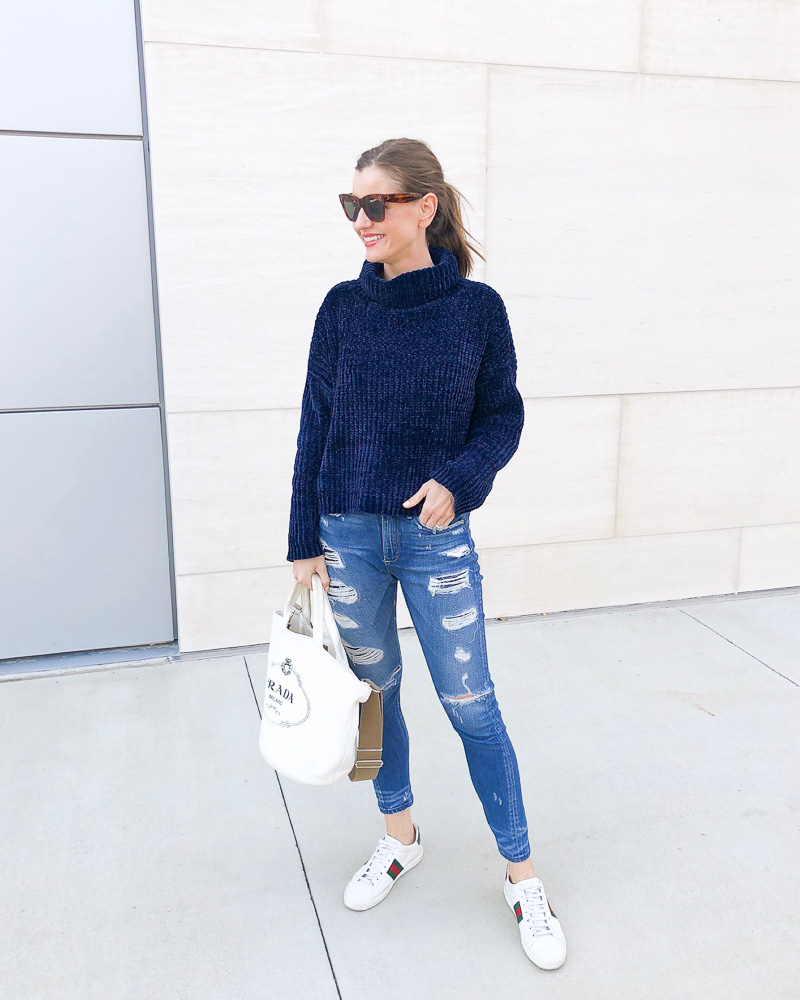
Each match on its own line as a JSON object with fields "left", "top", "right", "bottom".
{"left": 363, "top": 234, "right": 385, "bottom": 246}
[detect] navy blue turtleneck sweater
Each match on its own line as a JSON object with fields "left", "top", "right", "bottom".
{"left": 287, "top": 245, "right": 525, "bottom": 561}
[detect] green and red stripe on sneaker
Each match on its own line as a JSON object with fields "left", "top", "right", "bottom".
{"left": 387, "top": 859, "right": 404, "bottom": 880}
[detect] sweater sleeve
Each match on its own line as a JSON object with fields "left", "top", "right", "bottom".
{"left": 286, "top": 293, "right": 338, "bottom": 562}
{"left": 429, "top": 291, "right": 525, "bottom": 516}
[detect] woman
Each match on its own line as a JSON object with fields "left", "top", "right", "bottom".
{"left": 287, "top": 138, "right": 566, "bottom": 971}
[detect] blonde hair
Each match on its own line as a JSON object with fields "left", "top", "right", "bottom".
{"left": 354, "top": 137, "right": 485, "bottom": 278}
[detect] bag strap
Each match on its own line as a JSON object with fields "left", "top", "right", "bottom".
{"left": 349, "top": 680, "right": 384, "bottom": 782}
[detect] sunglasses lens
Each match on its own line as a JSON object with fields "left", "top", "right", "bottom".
{"left": 341, "top": 196, "right": 359, "bottom": 221}
{"left": 365, "top": 197, "right": 385, "bottom": 222}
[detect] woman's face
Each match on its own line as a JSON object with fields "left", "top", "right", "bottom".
{"left": 349, "top": 164, "right": 437, "bottom": 265}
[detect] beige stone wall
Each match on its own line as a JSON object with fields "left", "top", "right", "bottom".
{"left": 138, "top": 1, "right": 800, "bottom": 651}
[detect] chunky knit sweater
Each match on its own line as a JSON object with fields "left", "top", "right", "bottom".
{"left": 287, "top": 244, "right": 525, "bottom": 562}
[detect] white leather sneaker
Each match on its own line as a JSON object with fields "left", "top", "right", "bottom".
{"left": 343, "top": 824, "right": 424, "bottom": 911}
{"left": 504, "top": 868, "right": 567, "bottom": 970}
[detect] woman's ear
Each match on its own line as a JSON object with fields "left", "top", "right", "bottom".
{"left": 419, "top": 191, "right": 438, "bottom": 227}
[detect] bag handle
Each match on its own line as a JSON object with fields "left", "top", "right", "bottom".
{"left": 310, "top": 573, "right": 348, "bottom": 665}
{"left": 280, "top": 574, "right": 366, "bottom": 700}
{"left": 282, "top": 579, "right": 311, "bottom": 621}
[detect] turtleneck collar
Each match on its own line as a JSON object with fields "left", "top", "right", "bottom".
{"left": 358, "top": 244, "right": 462, "bottom": 308}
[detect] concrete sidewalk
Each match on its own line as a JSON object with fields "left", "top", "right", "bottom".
{"left": 1, "top": 590, "right": 799, "bottom": 999}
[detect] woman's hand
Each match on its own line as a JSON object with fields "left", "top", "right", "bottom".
{"left": 293, "top": 554, "right": 330, "bottom": 591}
{"left": 402, "top": 479, "right": 456, "bottom": 528}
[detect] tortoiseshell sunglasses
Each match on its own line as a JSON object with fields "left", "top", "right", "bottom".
{"left": 339, "top": 192, "right": 424, "bottom": 223}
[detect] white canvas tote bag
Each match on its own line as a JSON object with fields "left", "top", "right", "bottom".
{"left": 259, "top": 572, "right": 373, "bottom": 785}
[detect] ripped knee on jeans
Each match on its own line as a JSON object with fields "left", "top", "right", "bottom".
{"left": 440, "top": 687, "right": 492, "bottom": 705}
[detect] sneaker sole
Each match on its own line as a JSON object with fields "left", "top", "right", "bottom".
{"left": 504, "top": 890, "right": 567, "bottom": 970}
{"left": 343, "top": 847, "right": 424, "bottom": 911}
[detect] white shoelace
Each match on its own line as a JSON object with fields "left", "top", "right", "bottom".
{"left": 518, "top": 882, "right": 555, "bottom": 936}
{"left": 358, "top": 838, "right": 397, "bottom": 885}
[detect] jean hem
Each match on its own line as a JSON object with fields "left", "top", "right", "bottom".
{"left": 499, "top": 846, "right": 532, "bottom": 864}
{"left": 377, "top": 794, "right": 414, "bottom": 815}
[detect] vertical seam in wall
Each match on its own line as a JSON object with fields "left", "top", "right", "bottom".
{"left": 637, "top": 0, "right": 646, "bottom": 74}
{"left": 132, "top": 0, "right": 180, "bottom": 647}
{"left": 483, "top": 61, "right": 490, "bottom": 283}
{"left": 319, "top": 0, "right": 323, "bottom": 53}
{"left": 735, "top": 526, "right": 743, "bottom": 595}
{"left": 613, "top": 395, "right": 624, "bottom": 537}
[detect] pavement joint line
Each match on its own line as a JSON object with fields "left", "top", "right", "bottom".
{"left": 244, "top": 655, "right": 343, "bottom": 1000}
{"left": 678, "top": 608, "right": 799, "bottom": 688}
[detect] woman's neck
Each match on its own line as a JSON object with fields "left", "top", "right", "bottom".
{"left": 381, "top": 244, "right": 435, "bottom": 281}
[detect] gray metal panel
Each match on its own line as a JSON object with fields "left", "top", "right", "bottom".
{"left": 0, "top": 0, "right": 142, "bottom": 135}
{"left": 0, "top": 135, "right": 159, "bottom": 409}
{"left": 0, "top": 407, "right": 174, "bottom": 660}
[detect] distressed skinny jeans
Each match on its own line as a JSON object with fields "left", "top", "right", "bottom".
{"left": 318, "top": 510, "right": 531, "bottom": 863}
